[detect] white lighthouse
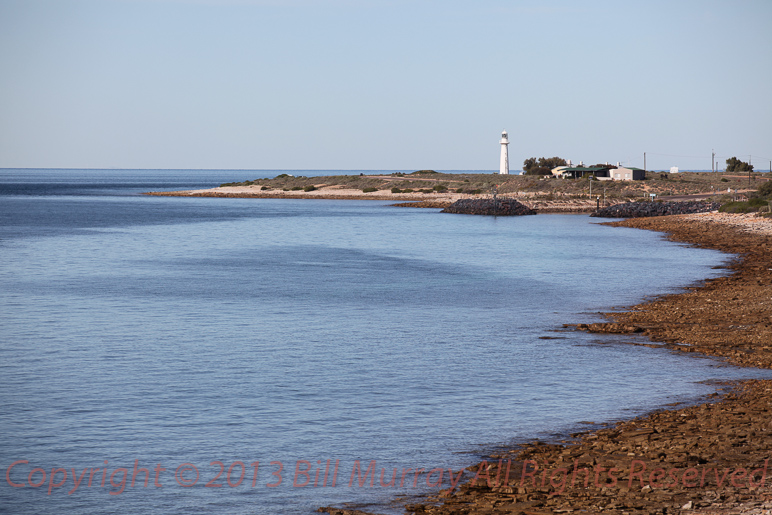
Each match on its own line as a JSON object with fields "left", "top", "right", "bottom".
{"left": 499, "top": 130, "right": 509, "bottom": 175}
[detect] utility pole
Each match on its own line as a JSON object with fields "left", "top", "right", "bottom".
{"left": 644, "top": 152, "right": 646, "bottom": 172}
{"left": 712, "top": 150, "right": 715, "bottom": 173}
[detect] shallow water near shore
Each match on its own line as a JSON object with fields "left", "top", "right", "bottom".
{"left": 2, "top": 169, "right": 770, "bottom": 515}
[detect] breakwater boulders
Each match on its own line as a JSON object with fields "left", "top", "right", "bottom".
{"left": 441, "top": 198, "right": 537, "bottom": 216}
{"left": 591, "top": 200, "right": 720, "bottom": 218}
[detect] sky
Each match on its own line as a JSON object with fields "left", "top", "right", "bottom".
{"left": 1, "top": 0, "right": 770, "bottom": 171}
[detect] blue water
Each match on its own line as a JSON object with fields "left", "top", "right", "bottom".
{"left": 1, "top": 169, "right": 768, "bottom": 515}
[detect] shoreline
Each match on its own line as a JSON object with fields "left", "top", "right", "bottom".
{"left": 327, "top": 213, "right": 772, "bottom": 515}
{"left": 144, "top": 188, "right": 602, "bottom": 213}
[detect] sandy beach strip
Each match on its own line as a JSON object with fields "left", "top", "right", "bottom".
{"left": 145, "top": 186, "right": 601, "bottom": 213}
{"left": 324, "top": 213, "right": 772, "bottom": 515}
{"left": 145, "top": 184, "right": 463, "bottom": 202}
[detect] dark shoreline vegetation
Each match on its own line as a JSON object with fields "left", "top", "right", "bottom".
{"left": 591, "top": 200, "right": 721, "bottom": 218}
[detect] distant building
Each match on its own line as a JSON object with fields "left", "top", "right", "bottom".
{"left": 551, "top": 162, "right": 645, "bottom": 181}
{"left": 608, "top": 167, "right": 645, "bottom": 181}
{"left": 670, "top": 167, "right": 679, "bottom": 173}
{"left": 556, "top": 166, "right": 607, "bottom": 179}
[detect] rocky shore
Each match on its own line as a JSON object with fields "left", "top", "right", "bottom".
{"left": 591, "top": 201, "right": 721, "bottom": 218}
{"left": 326, "top": 213, "right": 772, "bottom": 515}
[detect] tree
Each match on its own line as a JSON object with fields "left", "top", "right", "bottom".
{"left": 523, "top": 156, "right": 567, "bottom": 175}
{"left": 726, "top": 157, "right": 753, "bottom": 173}
{"left": 522, "top": 158, "right": 537, "bottom": 173}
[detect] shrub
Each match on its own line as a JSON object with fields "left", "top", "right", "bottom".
{"left": 261, "top": 186, "right": 269, "bottom": 190}
{"left": 721, "top": 178, "right": 729, "bottom": 182}
{"left": 391, "top": 187, "right": 402, "bottom": 193}
{"left": 456, "top": 188, "right": 464, "bottom": 193}
{"left": 470, "top": 189, "right": 483, "bottom": 195}
{"left": 748, "top": 197, "right": 768, "bottom": 208}
{"left": 719, "top": 201, "right": 753, "bottom": 213}
{"left": 757, "top": 181, "right": 772, "bottom": 199}
{"left": 362, "top": 187, "right": 378, "bottom": 193}
{"left": 291, "top": 186, "right": 303, "bottom": 191}
{"left": 433, "top": 184, "right": 448, "bottom": 192}
{"left": 419, "top": 189, "right": 432, "bottom": 193}
{"left": 402, "top": 188, "right": 413, "bottom": 193}
{"left": 303, "top": 185, "right": 316, "bottom": 192}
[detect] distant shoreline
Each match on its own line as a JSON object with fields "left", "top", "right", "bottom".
{"left": 143, "top": 170, "right": 767, "bottom": 215}
{"left": 143, "top": 188, "right": 603, "bottom": 213}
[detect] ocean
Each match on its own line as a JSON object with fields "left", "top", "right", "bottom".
{"left": 1, "top": 169, "right": 768, "bottom": 515}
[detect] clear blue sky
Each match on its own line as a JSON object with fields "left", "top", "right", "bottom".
{"left": 1, "top": 0, "right": 770, "bottom": 171}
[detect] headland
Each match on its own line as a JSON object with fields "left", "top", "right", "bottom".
{"left": 144, "top": 170, "right": 769, "bottom": 214}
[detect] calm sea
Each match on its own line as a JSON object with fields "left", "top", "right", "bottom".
{"left": 1, "top": 169, "right": 767, "bottom": 515}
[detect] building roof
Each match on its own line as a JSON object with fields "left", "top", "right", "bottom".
{"left": 560, "top": 167, "right": 607, "bottom": 172}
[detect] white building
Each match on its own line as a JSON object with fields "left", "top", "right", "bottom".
{"left": 600, "top": 166, "right": 646, "bottom": 181}
{"left": 499, "top": 130, "right": 509, "bottom": 175}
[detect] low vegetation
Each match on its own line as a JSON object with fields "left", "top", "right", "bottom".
{"left": 215, "top": 170, "right": 772, "bottom": 203}
{"left": 719, "top": 181, "right": 772, "bottom": 214}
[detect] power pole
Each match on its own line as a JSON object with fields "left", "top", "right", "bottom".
{"left": 644, "top": 152, "right": 646, "bottom": 172}
{"left": 712, "top": 150, "right": 715, "bottom": 172}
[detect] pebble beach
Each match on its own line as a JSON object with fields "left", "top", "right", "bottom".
{"left": 319, "top": 212, "right": 772, "bottom": 515}
{"left": 389, "top": 213, "right": 772, "bottom": 515}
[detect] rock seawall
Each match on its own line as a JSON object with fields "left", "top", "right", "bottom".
{"left": 591, "top": 200, "right": 719, "bottom": 218}
{"left": 441, "top": 198, "right": 536, "bottom": 216}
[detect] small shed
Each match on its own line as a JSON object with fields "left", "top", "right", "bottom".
{"left": 610, "top": 167, "right": 645, "bottom": 181}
